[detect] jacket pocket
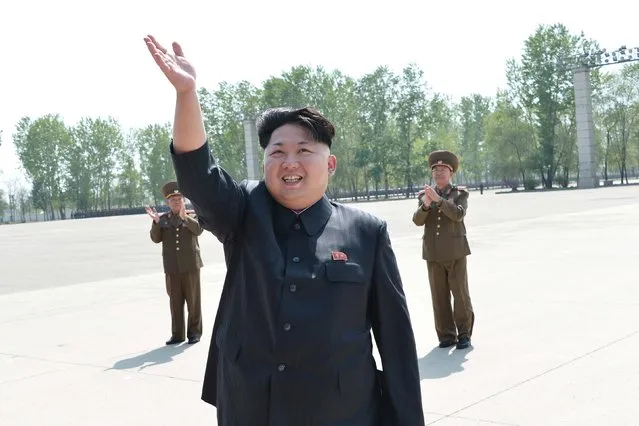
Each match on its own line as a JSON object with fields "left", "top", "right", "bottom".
{"left": 325, "top": 261, "right": 364, "bottom": 283}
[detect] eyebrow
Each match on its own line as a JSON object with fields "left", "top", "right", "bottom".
{"left": 270, "top": 141, "right": 314, "bottom": 149}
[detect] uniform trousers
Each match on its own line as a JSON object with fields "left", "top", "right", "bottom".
{"left": 426, "top": 257, "right": 474, "bottom": 342}
{"left": 165, "top": 271, "right": 202, "bottom": 340}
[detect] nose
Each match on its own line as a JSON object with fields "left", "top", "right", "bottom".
{"left": 282, "top": 156, "right": 299, "bottom": 169}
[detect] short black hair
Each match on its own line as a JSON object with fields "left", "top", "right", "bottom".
{"left": 256, "top": 106, "right": 336, "bottom": 149}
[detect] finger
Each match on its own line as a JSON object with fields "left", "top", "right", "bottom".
{"left": 172, "top": 41, "right": 184, "bottom": 57}
{"left": 146, "top": 35, "right": 168, "bottom": 54}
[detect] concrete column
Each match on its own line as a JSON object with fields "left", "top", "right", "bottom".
{"left": 572, "top": 67, "right": 599, "bottom": 188}
{"left": 243, "top": 119, "right": 261, "bottom": 180}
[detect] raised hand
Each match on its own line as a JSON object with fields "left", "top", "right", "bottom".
{"left": 424, "top": 186, "right": 441, "bottom": 202}
{"left": 145, "top": 206, "right": 160, "bottom": 223}
{"left": 144, "top": 35, "right": 196, "bottom": 93}
{"left": 179, "top": 203, "right": 187, "bottom": 220}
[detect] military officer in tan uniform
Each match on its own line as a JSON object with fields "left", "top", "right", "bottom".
{"left": 412, "top": 150, "right": 475, "bottom": 350}
{"left": 146, "top": 181, "right": 204, "bottom": 345}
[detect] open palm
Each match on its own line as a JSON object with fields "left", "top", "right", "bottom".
{"left": 144, "top": 35, "right": 196, "bottom": 93}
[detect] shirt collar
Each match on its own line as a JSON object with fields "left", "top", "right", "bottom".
{"left": 273, "top": 195, "right": 333, "bottom": 236}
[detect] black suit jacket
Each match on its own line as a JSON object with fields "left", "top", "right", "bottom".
{"left": 172, "top": 142, "right": 425, "bottom": 426}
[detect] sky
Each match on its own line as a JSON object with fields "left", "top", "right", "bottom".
{"left": 1, "top": 0, "right": 637, "bottom": 192}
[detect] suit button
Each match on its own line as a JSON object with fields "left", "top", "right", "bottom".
{"left": 283, "top": 322, "right": 291, "bottom": 331}
{"left": 293, "top": 223, "right": 301, "bottom": 230}
{"left": 277, "top": 364, "right": 286, "bottom": 372}
{"left": 292, "top": 256, "right": 300, "bottom": 263}
{"left": 289, "top": 284, "right": 297, "bottom": 292}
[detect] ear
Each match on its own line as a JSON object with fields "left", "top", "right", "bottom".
{"left": 327, "top": 154, "right": 337, "bottom": 175}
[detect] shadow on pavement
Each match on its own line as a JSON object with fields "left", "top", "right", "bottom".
{"left": 109, "top": 344, "right": 192, "bottom": 371}
{"left": 418, "top": 345, "right": 474, "bottom": 380}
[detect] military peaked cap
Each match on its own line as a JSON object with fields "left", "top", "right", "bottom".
{"left": 162, "top": 181, "right": 182, "bottom": 198}
{"left": 428, "top": 150, "right": 459, "bottom": 173}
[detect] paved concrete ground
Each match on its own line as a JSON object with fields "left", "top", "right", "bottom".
{"left": 1, "top": 185, "right": 638, "bottom": 425}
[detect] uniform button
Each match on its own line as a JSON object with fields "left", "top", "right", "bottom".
{"left": 437, "top": 224, "right": 440, "bottom": 228}
{"left": 292, "top": 256, "right": 300, "bottom": 263}
{"left": 293, "top": 223, "right": 301, "bottom": 230}
{"left": 289, "top": 284, "right": 297, "bottom": 292}
{"left": 438, "top": 209, "right": 441, "bottom": 213}
{"left": 277, "top": 364, "right": 286, "bottom": 372}
{"left": 283, "top": 322, "right": 291, "bottom": 331}
{"left": 311, "top": 273, "right": 316, "bottom": 279}
{"left": 436, "top": 232, "right": 440, "bottom": 236}
{"left": 438, "top": 217, "right": 441, "bottom": 221}
{"left": 176, "top": 247, "right": 180, "bottom": 251}
{"left": 176, "top": 240, "right": 179, "bottom": 243}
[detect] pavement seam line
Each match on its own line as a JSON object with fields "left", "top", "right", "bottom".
{"left": 0, "top": 352, "right": 201, "bottom": 383}
{"left": 426, "top": 329, "right": 639, "bottom": 425}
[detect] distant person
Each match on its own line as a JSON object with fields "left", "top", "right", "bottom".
{"left": 412, "top": 150, "right": 474, "bottom": 350}
{"left": 479, "top": 182, "right": 484, "bottom": 195}
{"left": 144, "top": 35, "right": 425, "bottom": 426}
{"left": 146, "top": 181, "right": 204, "bottom": 345}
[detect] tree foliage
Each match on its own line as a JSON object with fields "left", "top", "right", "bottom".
{"left": 4, "top": 23, "right": 639, "bottom": 223}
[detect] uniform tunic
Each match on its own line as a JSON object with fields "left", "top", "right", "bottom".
{"left": 171, "top": 141, "right": 425, "bottom": 426}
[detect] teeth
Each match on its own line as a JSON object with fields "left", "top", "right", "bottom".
{"left": 282, "top": 176, "right": 302, "bottom": 182}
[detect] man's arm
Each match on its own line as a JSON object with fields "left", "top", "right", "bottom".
{"left": 371, "top": 221, "right": 425, "bottom": 426}
{"left": 169, "top": 86, "right": 245, "bottom": 243}
{"left": 438, "top": 189, "right": 468, "bottom": 222}
{"left": 150, "top": 221, "right": 162, "bottom": 243}
{"left": 183, "top": 214, "right": 204, "bottom": 236}
{"left": 172, "top": 90, "right": 206, "bottom": 154}
{"left": 144, "top": 36, "right": 246, "bottom": 243}
{"left": 412, "top": 192, "right": 430, "bottom": 226}
{"left": 171, "top": 142, "right": 246, "bottom": 243}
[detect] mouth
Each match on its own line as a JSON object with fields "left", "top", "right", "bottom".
{"left": 281, "top": 175, "right": 303, "bottom": 187}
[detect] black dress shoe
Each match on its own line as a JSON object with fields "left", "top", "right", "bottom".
{"left": 187, "top": 337, "right": 200, "bottom": 344}
{"left": 456, "top": 336, "right": 471, "bottom": 349}
{"left": 438, "top": 339, "right": 457, "bottom": 348}
{"left": 165, "top": 336, "right": 185, "bottom": 345}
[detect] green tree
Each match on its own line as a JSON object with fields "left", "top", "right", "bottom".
{"left": 394, "top": 64, "right": 428, "bottom": 196}
{"left": 507, "top": 23, "right": 599, "bottom": 188}
{"left": 136, "top": 123, "right": 175, "bottom": 205}
{"left": 115, "top": 134, "right": 145, "bottom": 208}
{"left": 199, "top": 81, "right": 262, "bottom": 181}
{"left": 356, "top": 66, "right": 399, "bottom": 198}
{"left": 0, "top": 188, "right": 8, "bottom": 222}
{"left": 458, "top": 94, "right": 492, "bottom": 184}
{"left": 13, "top": 115, "right": 72, "bottom": 219}
{"left": 596, "top": 64, "right": 639, "bottom": 184}
{"left": 484, "top": 91, "right": 537, "bottom": 189}
{"left": 69, "top": 117, "right": 124, "bottom": 211}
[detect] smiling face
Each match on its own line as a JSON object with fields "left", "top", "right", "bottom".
{"left": 166, "top": 194, "right": 184, "bottom": 213}
{"left": 263, "top": 124, "right": 336, "bottom": 210}
{"left": 432, "top": 165, "right": 453, "bottom": 189}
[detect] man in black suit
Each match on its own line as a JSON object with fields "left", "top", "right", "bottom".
{"left": 144, "top": 34, "right": 425, "bottom": 426}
